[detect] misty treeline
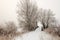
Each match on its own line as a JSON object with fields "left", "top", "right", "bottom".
{"left": 17, "top": 0, "right": 58, "bottom": 31}
{"left": 17, "top": 0, "right": 60, "bottom": 37}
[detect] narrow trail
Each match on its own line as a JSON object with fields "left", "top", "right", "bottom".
{"left": 13, "top": 28, "right": 60, "bottom": 40}
{"left": 13, "top": 22, "right": 60, "bottom": 40}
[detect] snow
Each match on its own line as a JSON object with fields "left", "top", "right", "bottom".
{"left": 13, "top": 22, "right": 59, "bottom": 40}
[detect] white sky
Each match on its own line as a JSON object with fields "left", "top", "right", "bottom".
{"left": 0, "top": 0, "right": 18, "bottom": 24}
{"left": 0, "top": 0, "right": 60, "bottom": 24}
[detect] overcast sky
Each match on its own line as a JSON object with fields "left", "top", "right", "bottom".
{"left": 0, "top": 0, "right": 60, "bottom": 24}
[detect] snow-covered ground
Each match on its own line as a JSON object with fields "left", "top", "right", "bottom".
{"left": 13, "top": 22, "right": 60, "bottom": 40}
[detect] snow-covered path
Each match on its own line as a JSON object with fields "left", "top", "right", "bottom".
{"left": 13, "top": 22, "right": 60, "bottom": 40}
{"left": 13, "top": 30, "right": 60, "bottom": 40}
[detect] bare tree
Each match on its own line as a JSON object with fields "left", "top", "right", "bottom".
{"left": 0, "top": 22, "right": 17, "bottom": 36}
{"left": 38, "top": 9, "right": 56, "bottom": 31}
{"left": 17, "top": 0, "right": 38, "bottom": 31}
{"left": 5, "top": 22, "right": 17, "bottom": 34}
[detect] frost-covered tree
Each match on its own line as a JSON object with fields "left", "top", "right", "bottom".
{"left": 38, "top": 9, "right": 56, "bottom": 31}
{"left": 17, "top": 0, "right": 38, "bottom": 31}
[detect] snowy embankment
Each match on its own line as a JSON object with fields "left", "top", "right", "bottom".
{"left": 13, "top": 22, "right": 60, "bottom": 40}
{"left": 13, "top": 28, "right": 60, "bottom": 40}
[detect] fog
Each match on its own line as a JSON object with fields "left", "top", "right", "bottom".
{"left": 36, "top": 0, "right": 60, "bottom": 23}
{"left": 0, "top": 0, "right": 60, "bottom": 24}
{"left": 0, "top": 0, "right": 18, "bottom": 24}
